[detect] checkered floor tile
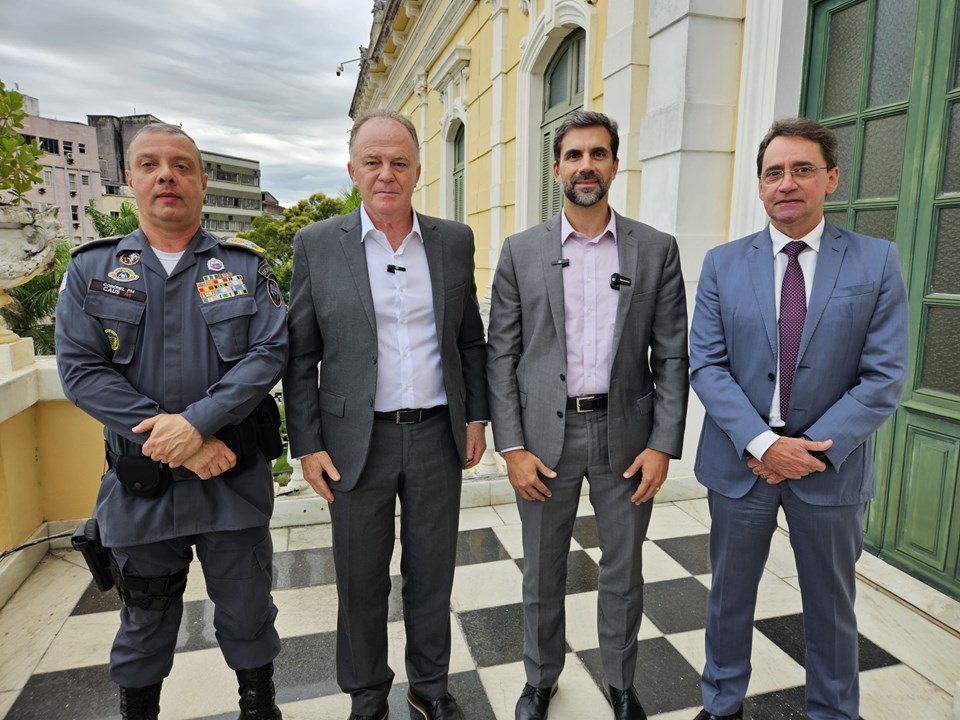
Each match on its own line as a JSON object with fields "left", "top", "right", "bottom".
{"left": 1, "top": 499, "right": 956, "bottom": 719}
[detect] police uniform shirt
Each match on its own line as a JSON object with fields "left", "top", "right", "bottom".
{"left": 56, "top": 228, "right": 288, "bottom": 547}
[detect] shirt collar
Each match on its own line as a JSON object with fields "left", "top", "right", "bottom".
{"left": 359, "top": 203, "right": 421, "bottom": 244}
{"left": 769, "top": 217, "right": 824, "bottom": 255}
{"left": 561, "top": 208, "right": 618, "bottom": 245}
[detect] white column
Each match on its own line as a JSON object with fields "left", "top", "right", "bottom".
{"left": 728, "top": 0, "right": 809, "bottom": 240}
{"left": 601, "top": 0, "right": 647, "bottom": 216}
{"left": 415, "top": 73, "right": 429, "bottom": 213}
{"left": 485, "top": 0, "right": 509, "bottom": 281}
{"left": 639, "top": 0, "right": 744, "bottom": 480}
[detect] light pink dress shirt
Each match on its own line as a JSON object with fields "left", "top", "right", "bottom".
{"left": 560, "top": 209, "right": 620, "bottom": 397}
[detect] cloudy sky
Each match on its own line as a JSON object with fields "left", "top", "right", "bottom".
{"left": 0, "top": 0, "right": 374, "bottom": 207}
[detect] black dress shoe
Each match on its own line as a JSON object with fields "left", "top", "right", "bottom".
{"left": 407, "top": 689, "right": 463, "bottom": 719}
{"left": 348, "top": 706, "right": 388, "bottom": 720}
{"left": 693, "top": 707, "right": 743, "bottom": 720}
{"left": 607, "top": 685, "right": 647, "bottom": 720}
{"left": 515, "top": 683, "right": 558, "bottom": 720}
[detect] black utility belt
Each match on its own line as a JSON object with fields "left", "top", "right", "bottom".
{"left": 107, "top": 395, "right": 284, "bottom": 498}
{"left": 374, "top": 405, "right": 447, "bottom": 424}
{"left": 566, "top": 394, "right": 608, "bottom": 413}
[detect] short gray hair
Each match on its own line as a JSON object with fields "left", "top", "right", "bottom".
{"left": 128, "top": 123, "right": 202, "bottom": 166}
{"left": 349, "top": 109, "right": 419, "bottom": 158}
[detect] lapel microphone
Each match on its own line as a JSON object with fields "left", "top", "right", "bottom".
{"left": 610, "top": 273, "right": 633, "bottom": 291}
{"left": 387, "top": 264, "right": 407, "bottom": 274}
{"left": 551, "top": 259, "right": 570, "bottom": 268}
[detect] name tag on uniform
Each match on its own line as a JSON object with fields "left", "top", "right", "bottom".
{"left": 196, "top": 272, "right": 248, "bottom": 303}
{"left": 89, "top": 279, "right": 147, "bottom": 302}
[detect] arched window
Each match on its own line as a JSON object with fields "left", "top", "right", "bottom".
{"left": 540, "top": 29, "right": 585, "bottom": 222}
{"left": 453, "top": 123, "right": 466, "bottom": 223}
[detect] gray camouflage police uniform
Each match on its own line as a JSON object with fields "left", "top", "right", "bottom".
{"left": 55, "top": 227, "right": 288, "bottom": 687}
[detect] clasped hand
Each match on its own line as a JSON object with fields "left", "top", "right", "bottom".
{"left": 747, "top": 436, "right": 833, "bottom": 483}
{"left": 134, "top": 413, "right": 236, "bottom": 479}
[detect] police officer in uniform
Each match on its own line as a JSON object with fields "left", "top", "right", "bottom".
{"left": 56, "top": 123, "right": 287, "bottom": 720}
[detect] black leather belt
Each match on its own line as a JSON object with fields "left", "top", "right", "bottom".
{"left": 374, "top": 405, "right": 447, "bottom": 424}
{"left": 566, "top": 394, "right": 608, "bottom": 413}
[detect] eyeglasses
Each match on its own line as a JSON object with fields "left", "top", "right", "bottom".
{"left": 760, "top": 165, "right": 829, "bottom": 185}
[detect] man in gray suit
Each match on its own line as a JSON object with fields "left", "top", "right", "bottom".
{"left": 688, "top": 119, "right": 908, "bottom": 720}
{"left": 283, "top": 110, "right": 489, "bottom": 720}
{"left": 487, "top": 111, "right": 689, "bottom": 720}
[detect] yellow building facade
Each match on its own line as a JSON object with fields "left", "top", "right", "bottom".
{"left": 351, "top": 0, "right": 654, "bottom": 292}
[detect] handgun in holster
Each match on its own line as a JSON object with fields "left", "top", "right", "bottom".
{"left": 71, "top": 518, "right": 115, "bottom": 592}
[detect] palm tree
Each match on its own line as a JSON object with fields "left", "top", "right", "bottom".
{"left": 86, "top": 201, "right": 139, "bottom": 237}
{"left": 0, "top": 242, "right": 70, "bottom": 354}
{"left": 340, "top": 185, "right": 362, "bottom": 214}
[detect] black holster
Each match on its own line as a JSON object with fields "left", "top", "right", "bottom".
{"left": 71, "top": 518, "right": 115, "bottom": 592}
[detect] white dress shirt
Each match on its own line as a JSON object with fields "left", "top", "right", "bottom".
{"left": 360, "top": 203, "right": 447, "bottom": 412}
{"left": 745, "top": 218, "right": 825, "bottom": 461}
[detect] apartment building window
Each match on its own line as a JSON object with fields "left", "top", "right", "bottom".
{"left": 68, "top": 174, "right": 77, "bottom": 193}
{"left": 38, "top": 137, "right": 59, "bottom": 154}
{"left": 63, "top": 141, "right": 74, "bottom": 154}
{"left": 78, "top": 143, "right": 86, "bottom": 154}
{"left": 71, "top": 206, "right": 79, "bottom": 222}
{"left": 42, "top": 170, "right": 52, "bottom": 186}
{"left": 81, "top": 175, "right": 90, "bottom": 186}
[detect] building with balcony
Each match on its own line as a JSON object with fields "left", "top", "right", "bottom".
{"left": 201, "top": 150, "right": 262, "bottom": 235}
{"left": 18, "top": 96, "right": 103, "bottom": 245}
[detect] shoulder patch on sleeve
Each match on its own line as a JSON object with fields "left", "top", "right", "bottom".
{"left": 69, "top": 235, "right": 123, "bottom": 256}
{"left": 257, "top": 261, "right": 276, "bottom": 280}
{"left": 219, "top": 237, "right": 266, "bottom": 256}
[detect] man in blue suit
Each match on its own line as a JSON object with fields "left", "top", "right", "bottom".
{"left": 688, "top": 118, "right": 909, "bottom": 720}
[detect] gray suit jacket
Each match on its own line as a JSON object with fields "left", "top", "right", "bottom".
{"left": 487, "top": 213, "right": 689, "bottom": 476}
{"left": 283, "top": 209, "right": 489, "bottom": 492}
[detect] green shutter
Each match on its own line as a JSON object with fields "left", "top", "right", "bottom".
{"left": 453, "top": 170, "right": 464, "bottom": 224}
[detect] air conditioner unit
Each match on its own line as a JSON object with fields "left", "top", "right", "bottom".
{"left": 38, "top": 188, "right": 46, "bottom": 194}
{"left": 70, "top": 190, "right": 77, "bottom": 197}
{"left": 72, "top": 222, "right": 80, "bottom": 229}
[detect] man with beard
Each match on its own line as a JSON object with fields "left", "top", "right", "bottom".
{"left": 487, "top": 111, "right": 689, "bottom": 720}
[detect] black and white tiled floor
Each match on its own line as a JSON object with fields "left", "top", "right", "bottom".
{"left": 1, "top": 497, "right": 958, "bottom": 719}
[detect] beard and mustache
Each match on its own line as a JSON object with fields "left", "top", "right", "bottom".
{"left": 561, "top": 170, "right": 612, "bottom": 207}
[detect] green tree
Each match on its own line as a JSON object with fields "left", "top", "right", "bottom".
{"left": 86, "top": 200, "right": 139, "bottom": 237}
{"left": 238, "top": 191, "right": 347, "bottom": 301}
{"left": 340, "top": 185, "right": 361, "bottom": 214}
{"left": 0, "top": 242, "right": 70, "bottom": 354}
{"left": 0, "top": 79, "right": 43, "bottom": 205}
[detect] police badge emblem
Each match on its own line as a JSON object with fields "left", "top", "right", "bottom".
{"left": 267, "top": 278, "right": 283, "bottom": 308}
{"left": 207, "top": 257, "right": 225, "bottom": 272}
{"left": 107, "top": 267, "right": 140, "bottom": 282}
{"left": 119, "top": 251, "right": 140, "bottom": 266}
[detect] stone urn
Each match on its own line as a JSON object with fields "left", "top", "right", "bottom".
{"left": 0, "top": 204, "right": 63, "bottom": 369}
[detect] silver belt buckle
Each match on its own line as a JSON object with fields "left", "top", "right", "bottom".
{"left": 575, "top": 395, "right": 595, "bottom": 413}
{"left": 396, "top": 410, "right": 420, "bottom": 425}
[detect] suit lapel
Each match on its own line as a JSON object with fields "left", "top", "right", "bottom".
{"left": 797, "top": 222, "right": 846, "bottom": 364}
{"left": 610, "top": 215, "right": 638, "bottom": 361}
{"left": 338, "top": 211, "right": 377, "bottom": 335}
{"left": 420, "top": 216, "right": 446, "bottom": 343}
{"left": 748, "top": 227, "right": 778, "bottom": 359}
{"left": 540, "top": 216, "right": 567, "bottom": 362}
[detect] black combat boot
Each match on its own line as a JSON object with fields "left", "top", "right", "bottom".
{"left": 119, "top": 681, "right": 162, "bottom": 720}
{"left": 237, "top": 662, "right": 282, "bottom": 719}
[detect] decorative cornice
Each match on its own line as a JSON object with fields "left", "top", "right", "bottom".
{"left": 349, "top": 0, "right": 403, "bottom": 118}
{"left": 519, "top": 0, "right": 530, "bottom": 15}
{"left": 376, "top": 0, "right": 480, "bottom": 115}
{"left": 484, "top": 0, "right": 508, "bottom": 17}
{"left": 428, "top": 45, "right": 471, "bottom": 93}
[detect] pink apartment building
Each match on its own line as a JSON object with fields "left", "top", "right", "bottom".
{"left": 20, "top": 96, "right": 102, "bottom": 245}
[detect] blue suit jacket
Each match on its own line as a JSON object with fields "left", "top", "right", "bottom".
{"left": 689, "top": 222, "right": 909, "bottom": 506}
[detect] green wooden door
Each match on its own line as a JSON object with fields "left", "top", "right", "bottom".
{"left": 803, "top": 0, "right": 960, "bottom": 598}
{"left": 539, "top": 30, "right": 585, "bottom": 223}
{"left": 453, "top": 123, "right": 466, "bottom": 224}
